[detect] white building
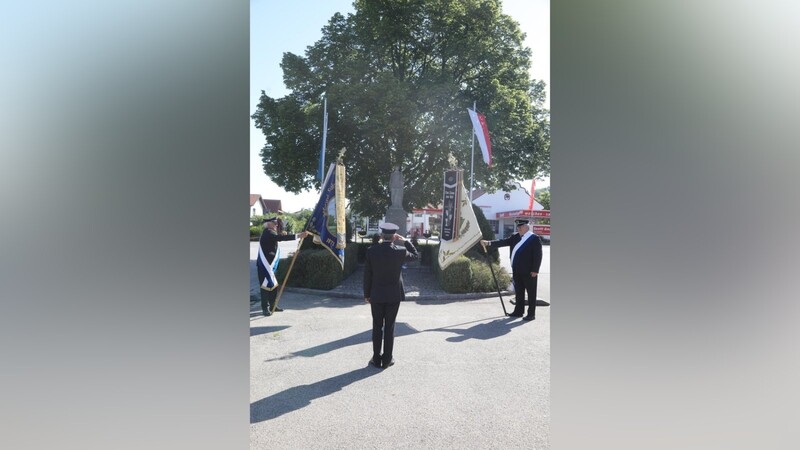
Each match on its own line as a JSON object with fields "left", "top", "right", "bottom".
{"left": 250, "top": 194, "right": 266, "bottom": 218}
{"left": 401, "top": 181, "right": 550, "bottom": 240}
{"left": 472, "top": 182, "right": 549, "bottom": 239}
{"left": 250, "top": 194, "right": 283, "bottom": 218}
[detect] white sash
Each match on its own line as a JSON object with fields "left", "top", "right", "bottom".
{"left": 510, "top": 231, "right": 534, "bottom": 268}
{"left": 258, "top": 246, "right": 278, "bottom": 291}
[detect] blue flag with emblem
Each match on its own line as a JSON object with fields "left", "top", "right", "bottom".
{"left": 307, "top": 160, "right": 346, "bottom": 269}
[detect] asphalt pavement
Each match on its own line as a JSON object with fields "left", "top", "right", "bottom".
{"left": 250, "top": 241, "right": 550, "bottom": 449}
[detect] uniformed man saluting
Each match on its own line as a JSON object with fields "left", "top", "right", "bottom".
{"left": 481, "top": 218, "right": 542, "bottom": 321}
{"left": 363, "top": 223, "right": 419, "bottom": 368}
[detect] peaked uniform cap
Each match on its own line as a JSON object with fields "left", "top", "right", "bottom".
{"left": 380, "top": 223, "right": 399, "bottom": 234}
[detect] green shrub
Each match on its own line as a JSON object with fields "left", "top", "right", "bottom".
{"left": 250, "top": 226, "right": 263, "bottom": 238}
{"left": 274, "top": 257, "right": 295, "bottom": 286}
{"left": 433, "top": 242, "right": 511, "bottom": 293}
{"left": 438, "top": 256, "right": 473, "bottom": 293}
{"left": 353, "top": 242, "right": 371, "bottom": 263}
{"left": 416, "top": 242, "right": 436, "bottom": 266}
{"left": 469, "top": 257, "right": 512, "bottom": 292}
{"left": 431, "top": 243, "right": 441, "bottom": 276}
{"left": 275, "top": 246, "right": 358, "bottom": 290}
{"left": 343, "top": 243, "right": 358, "bottom": 277}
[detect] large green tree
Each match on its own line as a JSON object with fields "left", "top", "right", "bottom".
{"left": 252, "top": 0, "right": 549, "bottom": 217}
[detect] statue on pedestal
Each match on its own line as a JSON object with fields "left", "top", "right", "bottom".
{"left": 386, "top": 167, "right": 407, "bottom": 236}
{"left": 390, "top": 166, "right": 404, "bottom": 208}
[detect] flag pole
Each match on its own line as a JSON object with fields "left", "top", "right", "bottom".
{"left": 481, "top": 242, "right": 509, "bottom": 316}
{"left": 469, "top": 100, "right": 476, "bottom": 200}
{"left": 271, "top": 237, "right": 304, "bottom": 314}
{"left": 272, "top": 211, "right": 315, "bottom": 313}
{"left": 318, "top": 95, "right": 328, "bottom": 182}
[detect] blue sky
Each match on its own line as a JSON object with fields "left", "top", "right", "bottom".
{"left": 251, "top": 0, "right": 550, "bottom": 210}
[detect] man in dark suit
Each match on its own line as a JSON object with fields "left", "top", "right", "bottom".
{"left": 363, "top": 223, "right": 419, "bottom": 368}
{"left": 481, "top": 218, "right": 542, "bottom": 321}
{"left": 257, "top": 217, "right": 307, "bottom": 317}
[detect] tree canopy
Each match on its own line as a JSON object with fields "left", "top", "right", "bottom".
{"left": 252, "top": 0, "right": 549, "bottom": 217}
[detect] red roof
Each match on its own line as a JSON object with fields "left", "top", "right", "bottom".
{"left": 262, "top": 199, "right": 283, "bottom": 213}
{"left": 249, "top": 194, "right": 262, "bottom": 207}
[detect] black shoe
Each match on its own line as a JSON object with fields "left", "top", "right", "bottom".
{"left": 523, "top": 315, "right": 535, "bottom": 321}
{"left": 273, "top": 307, "right": 284, "bottom": 312}
{"left": 508, "top": 312, "right": 523, "bottom": 317}
{"left": 382, "top": 358, "right": 395, "bottom": 369}
{"left": 262, "top": 311, "right": 272, "bottom": 317}
{"left": 368, "top": 358, "right": 382, "bottom": 368}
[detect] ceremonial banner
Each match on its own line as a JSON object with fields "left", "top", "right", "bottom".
{"left": 308, "top": 161, "right": 346, "bottom": 268}
{"left": 438, "top": 170, "right": 483, "bottom": 270}
{"left": 441, "top": 169, "right": 460, "bottom": 242}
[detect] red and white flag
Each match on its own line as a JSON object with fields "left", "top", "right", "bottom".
{"left": 467, "top": 108, "right": 492, "bottom": 167}
{"left": 528, "top": 178, "right": 536, "bottom": 210}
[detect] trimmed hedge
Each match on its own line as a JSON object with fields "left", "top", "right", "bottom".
{"left": 275, "top": 243, "right": 359, "bottom": 290}
{"left": 432, "top": 244, "right": 511, "bottom": 293}
{"left": 469, "top": 257, "right": 512, "bottom": 292}
{"left": 416, "top": 242, "right": 436, "bottom": 266}
{"left": 438, "top": 257, "right": 473, "bottom": 293}
{"left": 351, "top": 240, "right": 435, "bottom": 266}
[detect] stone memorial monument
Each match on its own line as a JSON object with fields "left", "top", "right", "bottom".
{"left": 385, "top": 166, "right": 408, "bottom": 236}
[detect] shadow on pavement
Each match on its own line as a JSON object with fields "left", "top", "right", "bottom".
{"left": 424, "top": 317, "right": 527, "bottom": 342}
{"left": 250, "top": 367, "right": 381, "bottom": 423}
{"left": 274, "top": 295, "right": 364, "bottom": 311}
{"left": 264, "top": 322, "right": 419, "bottom": 362}
{"left": 250, "top": 325, "right": 291, "bottom": 337}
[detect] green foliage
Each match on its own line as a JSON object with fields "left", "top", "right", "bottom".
{"left": 343, "top": 243, "right": 358, "bottom": 277}
{"left": 431, "top": 243, "right": 441, "bottom": 276}
{"left": 433, "top": 243, "right": 510, "bottom": 293}
{"left": 250, "top": 215, "right": 267, "bottom": 227}
{"left": 535, "top": 187, "right": 550, "bottom": 210}
{"left": 438, "top": 256, "right": 473, "bottom": 293}
{"left": 469, "top": 258, "right": 512, "bottom": 292}
{"left": 465, "top": 203, "right": 499, "bottom": 262}
{"left": 250, "top": 225, "right": 263, "bottom": 238}
{"left": 252, "top": 0, "right": 550, "bottom": 218}
{"left": 352, "top": 242, "right": 371, "bottom": 263}
{"left": 417, "top": 242, "right": 436, "bottom": 266}
{"left": 274, "top": 257, "right": 293, "bottom": 285}
{"left": 276, "top": 247, "right": 358, "bottom": 290}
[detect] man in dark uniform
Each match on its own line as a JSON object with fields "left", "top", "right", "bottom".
{"left": 363, "top": 223, "right": 419, "bottom": 368}
{"left": 481, "top": 218, "right": 542, "bottom": 321}
{"left": 257, "top": 217, "right": 307, "bottom": 317}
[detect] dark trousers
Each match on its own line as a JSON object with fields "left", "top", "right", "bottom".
{"left": 512, "top": 272, "right": 537, "bottom": 317}
{"left": 371, "top": 302, "right": 400, "bottom": 363}
{"left": 260, "top": 287, "right": 277, "bottom": 314}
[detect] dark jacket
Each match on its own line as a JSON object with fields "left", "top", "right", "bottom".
{"left": 363, "top": 240, "right": 419, "bottom": 303}
{"left": 490, "top": 232, "right": 543, "bottom": 274}
{"left": 259, "top": 229, "right": 297, "bottom": 264}
{"left": 257, "top": 229, "right": 298, "bottom": 285}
